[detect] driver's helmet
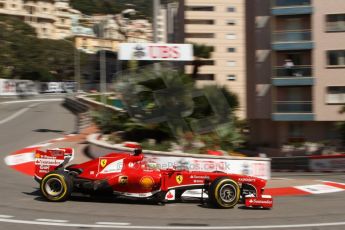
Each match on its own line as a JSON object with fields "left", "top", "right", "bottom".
{"left": 133, "top": 148, "right": 142, "bottom": 156}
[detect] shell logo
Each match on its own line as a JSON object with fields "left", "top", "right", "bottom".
{"left": 140, "top": 176, "right": 154, "bottom": 189}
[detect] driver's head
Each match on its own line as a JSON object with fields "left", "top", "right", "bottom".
{"left": 133, "top": 148, "right": 142, "bottom": 156}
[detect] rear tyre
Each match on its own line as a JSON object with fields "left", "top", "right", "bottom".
{"left": 208, "top": 177, "right": 240, "bottom": 208}
{"left": 40, "top": 171, "right": 73, "bottom": 202}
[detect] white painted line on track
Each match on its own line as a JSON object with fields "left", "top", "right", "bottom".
{"left": 295, "top": 184, "right": 344, "bottom": 194}
{"left": 271, "top": 178, "right": 293, "bottom": 181}
{"left": 0, "top": 102, "right": 44, "bottom": 125}
{"left": 53, "top": 137, "right": 65, "bottom": 141}
{"left": 35, "top": 219, "right": 69, "bottom": 223}
{"left": 95, "top": 222, "right": 131, "bottom": 226}
{"left": 1, "top": 218, "right": 345, "bottom": 229}
{"left": 0, "top": 107, "right": 30, "bottom": 125}
{"left": 0, "top": 215, "right": 14, "bottom": 218}
{"left": 0, "top": 98, "right": 63, "bottom": 105}
{"left": 27, "top": 143, "right": 52, "bottom": 148}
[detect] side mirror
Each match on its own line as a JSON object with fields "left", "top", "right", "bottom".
{"left": 133, "top": 148, "right": 142, "bottom": 156}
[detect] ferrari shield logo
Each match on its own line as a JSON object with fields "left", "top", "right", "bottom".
{"left": 176, "top": 175, "right": 183, "bottom": 184}
{"left": 100, "top": 159, "right": 107, "bottom": 168}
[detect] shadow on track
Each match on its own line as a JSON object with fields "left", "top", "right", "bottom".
{"left": 33, "top": 129, "right": 65, "bottom": 133}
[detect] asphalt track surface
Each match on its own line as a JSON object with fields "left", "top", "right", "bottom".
{"left": 0, "top": 97, "right": 345, "bottom": 230}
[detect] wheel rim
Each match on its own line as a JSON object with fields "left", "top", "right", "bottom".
{"left": 219, "top": 184, "right": 236, "bottom": 203}
{"left": 44, "top": 178, "right": 64, "bottom": 196}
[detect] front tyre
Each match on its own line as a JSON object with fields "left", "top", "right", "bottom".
{"left": 40, "top": 171, "right": 73, "bottom": 202}
{"left": 208, "top": 177, "right": 240, "bottom": 208}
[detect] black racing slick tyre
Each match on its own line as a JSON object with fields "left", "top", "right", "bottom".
{"left": 40, "top": 171, "right": 73, "bottom": 202}
{"left": 208, "top": 177, "right": 240, "bottom": 208}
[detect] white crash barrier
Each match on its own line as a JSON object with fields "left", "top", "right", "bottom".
{"left": 309, "top": 154, "right": 345, "bottom": 172}
{"left": 87, "top": 133, "right": 271, "bottom": 180}
{"left": 0, "top": 78, "right": 38, "bottom": 96}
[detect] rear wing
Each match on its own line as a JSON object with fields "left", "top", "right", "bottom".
{"left": 34, "top": 148, "right": 74, "bottom": 181}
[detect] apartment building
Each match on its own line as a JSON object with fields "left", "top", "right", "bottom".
{"left": 0, "top": 0, "right": 80, "bottom": 39}
{"left": 183, "top": 0, "right": 247, "bottom": 118}
{"left": 247, "top": 0, "right": 345, "bottom": 152}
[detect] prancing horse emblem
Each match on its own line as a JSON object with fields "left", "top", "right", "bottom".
{"left": 100, "top": 159, "right": 107, "bottom": 168}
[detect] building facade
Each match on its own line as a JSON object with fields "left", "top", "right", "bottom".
{"left": 183, "top": 0, "right": 247, "bottom": 118}
{"left": 247, "top": 0, "right": 345, "bottom": 154}
{"left": 0, "top": 0, "right": 81, "bottom": 39}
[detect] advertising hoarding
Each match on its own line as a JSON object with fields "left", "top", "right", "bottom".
{"left": 118, "top": 43, "right": 193, "bottom": 61}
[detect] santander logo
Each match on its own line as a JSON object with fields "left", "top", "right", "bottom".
{"left": 249, "top": 199, "right": 273, "bottom": 204}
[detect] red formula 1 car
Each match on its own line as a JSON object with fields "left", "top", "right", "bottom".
{"left": 34, "top": 148, "right": 273, "bottom": 209}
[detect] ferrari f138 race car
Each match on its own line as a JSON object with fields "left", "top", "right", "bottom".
{"left": 34, "top": 148, "right": 273, "bottom": 209}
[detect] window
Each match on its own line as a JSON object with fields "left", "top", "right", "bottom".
{"left": 326, "top": 14, "right": 345, "bottom": 32}
{"left": 327, "top": 50, "right": 345, "bottom": 66}
{"left": 326, "top": 86, "right": 345, "bottom": 104}
{"left": 61, "top": 18, "right": 65, "bottom": 24}
{"left": 185, "top": 33, "right": 214, "bottom": 38}
{"left": 186, "top": 6, "right": 214, "bottom": 11}
{"left": 227, "top": 61, "right": 236, "bottom": 67}
{"left": 227, "top": 47, "right": 236, "bottom": 52}
{"left": 226, "top": 33, "right": 236, "bottom": 39}
{"left": 227, "top": 7, "right": 236, "bottom": 12}
{"left": 12, "top": 4, "right": 16, "bottom": 8}
{"left": 195, "top": 74, "right": 215, "bottom": 80}
{"left": 226, "top": 20, "right": 236, "bottom": 26}
{"left": 185, "top": 19, "right": 214, "bottom": 25}
{"left": 0, "top": 3, "right": 4, "bottom": 8}
{"left": 227, "top": 75, "right": 236, "bottom": 81}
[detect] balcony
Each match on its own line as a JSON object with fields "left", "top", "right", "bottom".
{"left": 272, "top": 101, "right": 314, "bottom": 121}
{"left": 272, "top": 65, "right": 314, "bottom": 86}
{"left": 272, "top": 30, "right": 313, "bottom": 50}
{"left": 271, "top": 0, "right": 312, "bottom": 15}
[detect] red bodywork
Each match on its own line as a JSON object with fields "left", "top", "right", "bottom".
{"left": 34, "top": 148, "right": 273, "bottom": 208}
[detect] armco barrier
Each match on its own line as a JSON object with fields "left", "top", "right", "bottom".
{"left": 271, "top": 156, "right": 309, "bottom": 172}
{"left": 63, "top": 97, "right": 91, "bottom": 133}
{"left": 63, "top": 97, "right": 89, "bottom": 114}
{"left": 87, "top": 133, "right": 271, "bottom": 180}
{"left": 271, "top": 154, "right": 345, "bottom": 172}
{"left": 309, "top": 154, "right": 345, "bottom": 172}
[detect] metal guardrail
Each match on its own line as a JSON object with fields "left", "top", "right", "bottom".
{"left": 271, "top": 156, "right": 309, "bottom": 171}
{"left": 272, "top": 0, "right": 311, "bottom": 7}
{"left": 274, "top": 101, "right": 312, "bottom": 113}
{"left": 274, "top": 65, "right": 312, "bottom": 77}
{"left": 273, "top": 30, "right": 311, "bottom": 43}
{"left": 63, "top": 97, "right": 89, "bottom": 114}
{"left": 63, "top": 97, "right": 91, "bottom": 133}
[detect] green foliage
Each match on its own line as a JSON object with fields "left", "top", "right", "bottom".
{"left": 0, "top": 16, "right": 85, "bottom": 81}
{"left": 193, "top": 43, "right": 213, "bottom": 59}
{"left": 91, "top": 108, "right": 129, "bottom": 134}
{"left": 93, "top": 67, "right": 244, "bottom": 152}
{"left": 191, "top": 43, "right": 213, "bottom": 79}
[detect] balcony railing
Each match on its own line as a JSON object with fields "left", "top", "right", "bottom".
{"left": 275, "top": 101, "right": 312, "bottom": 113}
{"left": 273, "top": 30, "right": 311, "bottom": 43}
{"left": 274, "top": 65, "right": 312, "bottom": 78}
{"left": 272, "top": 0, "right": 311, "bottom": 7}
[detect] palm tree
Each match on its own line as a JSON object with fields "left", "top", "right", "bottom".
{"left": 192, "top": 44, "right": 213, "bottom": 79}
